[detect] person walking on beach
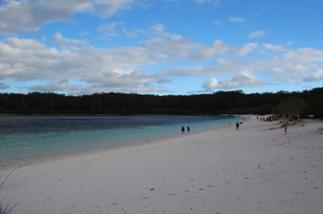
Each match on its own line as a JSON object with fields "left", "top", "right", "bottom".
{"left": 181, "top": 126, "right": 185, "bottom": 134}
{"left": 235, "top": 122, "right": 239, "bottom": 130}
{"left": 282, "top": 121, "right": 288, "bottom": 133}
{"left": 187, "top": 126, "right": 190, "bottom": 134}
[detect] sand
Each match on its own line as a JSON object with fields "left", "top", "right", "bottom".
{"left": 1, "top": 116, "right": 323, "bottom": 214}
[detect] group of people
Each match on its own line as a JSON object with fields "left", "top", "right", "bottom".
{"left": 257, "top": 115, "right": 288, "bottom": 133}
{"left": 257, "top": 116, "right": 273, "bottom": 122}
{"left": 181, "top": 126, "right": 190, "bottom": 134}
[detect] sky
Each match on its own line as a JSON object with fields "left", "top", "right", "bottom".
{"left": 0, "top": 0, "right": 323, "bottom": 95}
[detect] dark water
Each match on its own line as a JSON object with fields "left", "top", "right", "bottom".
{"left": 0, "top": 115, "right": 240, "bottom": 167}
{"left": 0, "top": 115, "right": 229, "bottom": 134}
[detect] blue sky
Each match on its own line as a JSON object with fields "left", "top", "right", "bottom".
{"left": 0, "top": 0, "right": 322, "bottom": 95}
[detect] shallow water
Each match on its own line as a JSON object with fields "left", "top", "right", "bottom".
{"left": 0, "top": 115, "right": 240, "bottom": 166}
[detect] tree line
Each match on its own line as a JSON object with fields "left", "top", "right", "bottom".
{"left": 0, "top": 87, "right": 322, "bottom": 118}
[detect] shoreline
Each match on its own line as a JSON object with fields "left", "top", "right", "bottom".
{"left": 0, "top": 115, "right": 302, "bottom": 172}
{"left": 0, "top": 118, "right": 239, "bottom": 171}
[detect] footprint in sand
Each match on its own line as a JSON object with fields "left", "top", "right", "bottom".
{"left": 140, "top": 196, "right": 149, "bottom": 200}
{"left": 121, "top": 207, "right": 128, "bottom": 214}
{"left": 294, "top": 191, "right": 305, "bottom": 195}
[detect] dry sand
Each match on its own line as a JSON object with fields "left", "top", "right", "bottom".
{"left": 1, "top": 116, "right": 323, "bottom": 214}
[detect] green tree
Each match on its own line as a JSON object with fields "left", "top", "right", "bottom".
{"left": 273, "top": 96, "right": 307, "bottom": 119}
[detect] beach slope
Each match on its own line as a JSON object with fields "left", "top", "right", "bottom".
{"left": 1, "top": 117, "right": 323, "bottom": 214}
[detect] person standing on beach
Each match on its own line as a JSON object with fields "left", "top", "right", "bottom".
{"left": 187, "top": 126, "right": 190, "bottom": 133}
{"left": 282, "top": 121, "right": 288, "bottom": 133}
{"left": 181, "top": 126, "right": 185, "bottom": 134}
{"left": 236, "top": 122, "right": 239, "bottom": 130}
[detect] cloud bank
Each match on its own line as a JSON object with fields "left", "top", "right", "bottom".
{"left": 0, "top": 0, "right": 133, "bottom": 35}
{"left": 1, "top": 24, "right": 322, "bottom": 94}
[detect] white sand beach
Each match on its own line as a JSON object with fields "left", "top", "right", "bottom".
{"left": 1, "top": 116, "right": 323, "bottom": 214}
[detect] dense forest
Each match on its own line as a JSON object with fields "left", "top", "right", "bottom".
{"left": 0, "top": 87, "right": 322, "bottom": 118}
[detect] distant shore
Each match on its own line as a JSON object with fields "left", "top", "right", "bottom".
{"left": 1, "top": 116, "right": 322, "bottom": 214}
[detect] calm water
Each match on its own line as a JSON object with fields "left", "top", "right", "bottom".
{"left": 0, "top": 115, "right": 240, "bottom": 166}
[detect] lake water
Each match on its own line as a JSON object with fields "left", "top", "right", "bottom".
{"left": 0, "top": 115, "right": 240, "bottom": 167}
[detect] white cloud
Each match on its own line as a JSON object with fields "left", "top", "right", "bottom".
{"left": 97, "top": 22, "right": 121, "bottom": 33}
{"left": 263, "top": 48, "right": 323, "bottom": 83}
{"left": 124, "top": 28, "right": 146, "bottom": 39}
{"left": 200, "top": 41, "right": 258, "bottom": 58}
{"left": 143, "top": 24, "right": 205, "bottom": 60}
{"left": 97, "top": 22, "right": 146, "bottom": 40}
{"left": 203, "top": 72, "right": 262, "bottom": 90}
{"left": 194, "top": 0, "right": 221, "bottom": 6}
{"left": 54, "top": 32, "right": 88, "bottom": 47}
{"left": 0, "top": 0, "right": 133, "bottom": 35}
{"left": 238, "top": 43, "right": 258, "bottom": 56}
{"left": 150, "top": 23, "right": 165, "bottom": 32}
{"left": 167, "top": 40, "right": 323, "bottom": 90}
{"left": 93, "top": 0, "right": 133, "bottom": 17}
{"left": 303, "top": 70, "right": 323, "bottom": 82}
{"left": 262, "top": 43, "right": 287, "bottom": 52}
{"left": 97, "top": 22, "right": 124, "bottom": 39}
{"left": 0, "top": 25, "right": 214, "bottom": 93}
{"left": 228, "top": 16, "right": 246, "bottom": 23}
{"left": 200, "top": 40, "right": 233, "bottom": 58}
{"left": 204, "top": 47, "right": 323, "bottom": 84}
{"left": 168, "top": 66, "right": 215, "bottom": 76}
{"left": 0, "top": 23, "right": 322, "bottom": 94}
{"left": 0, "top": 36, "right": 165, "bottom": 94}
{"left": 248, "top": 30, "right": 267, "bottom": 39}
